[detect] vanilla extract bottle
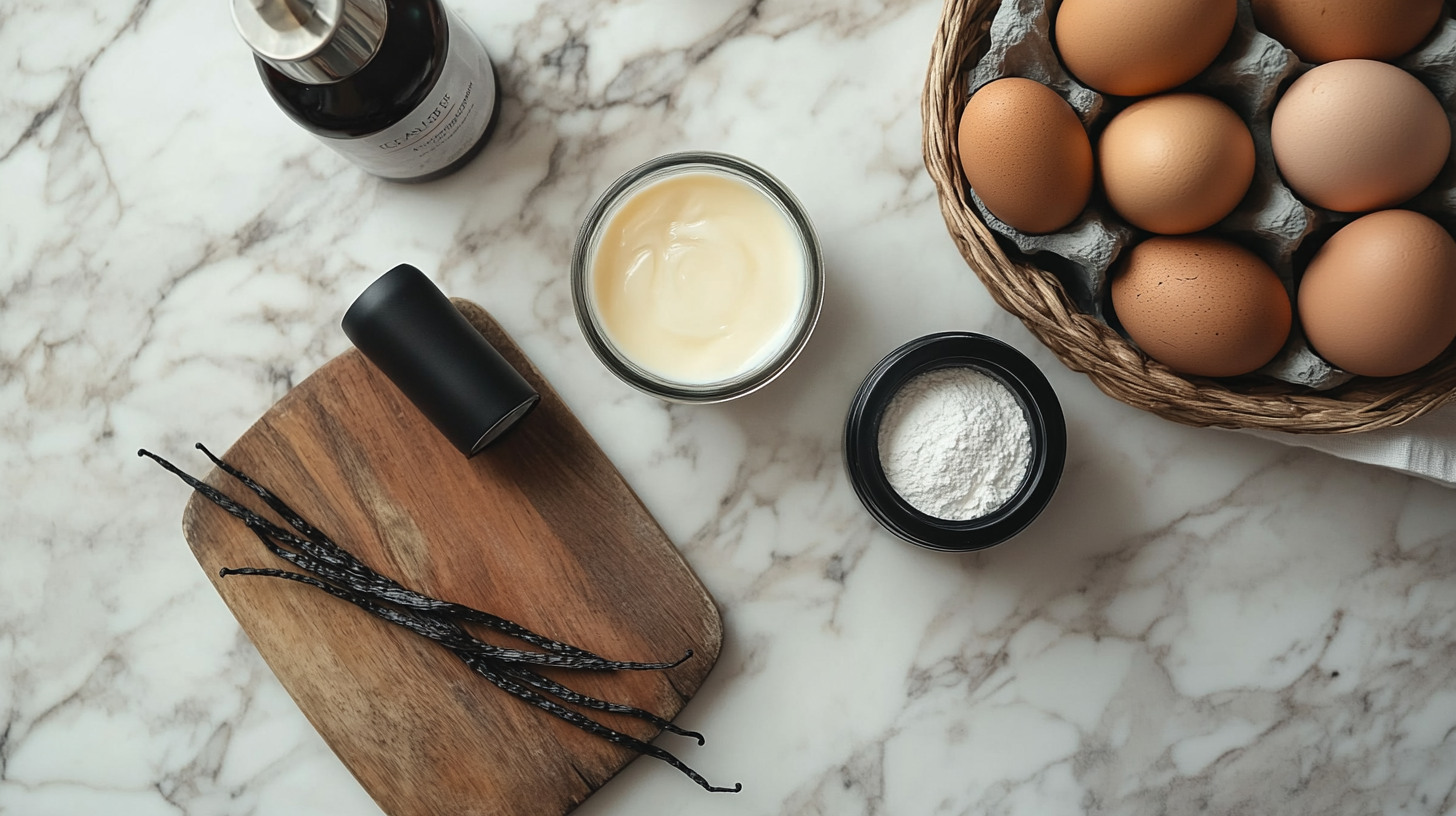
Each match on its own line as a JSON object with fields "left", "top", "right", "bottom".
{"left": 233, "top": 0, "right": 501, "bottom": 182}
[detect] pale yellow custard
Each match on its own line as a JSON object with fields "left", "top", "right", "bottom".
{"left": 590, "top": 171, "right": 806, "bottom": 384}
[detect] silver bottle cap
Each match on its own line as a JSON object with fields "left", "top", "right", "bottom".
{"left": 232, "top": 0, "right": 387, "bottom": 84}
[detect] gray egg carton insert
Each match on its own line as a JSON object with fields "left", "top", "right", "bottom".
{"left": 968, "top": 0, "right": 1456, "bottom": 389}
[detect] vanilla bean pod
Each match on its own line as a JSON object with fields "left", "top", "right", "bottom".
{"left": 146, "top": 446, "right": 733, "bottom": 792}
{"left": 454, "top": 652, "right": 739, "bottom": 793}
{"left": 236, "top": 523, "right": 688, "bottom": 671}
{"left": 141, "top": 449, "right": 312, "bottom": 548}
{"left": 497, "top": 663, "right": 705, "bottom": 744}
{"left": 228, "top": 555, "right": 701, "bottom": 740}
{"left": 193, "top": 443, "right": 331, "bottom": 544}
{"left": 144, "top": 448, "right": 684, "bottom": 667}
{"left": 223, "top": 563, "right": 685, "bottom": 672}
{"left": 224, "top": 564, "right": 732, "bottom": 792}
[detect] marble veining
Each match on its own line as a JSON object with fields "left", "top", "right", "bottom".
{"left": 2, "top": 0, "right": 1455, "bottom": 814}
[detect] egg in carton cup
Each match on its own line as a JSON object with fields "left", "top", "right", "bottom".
{"left": 964, "top": 0, "right": 1456, "bottom": 390}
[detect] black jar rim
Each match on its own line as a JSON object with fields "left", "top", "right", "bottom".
{"left": 844, "top": 332, "right": 1067, "bottom": 552}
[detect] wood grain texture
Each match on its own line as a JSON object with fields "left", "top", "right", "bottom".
{"left": 180, "top": 299, "right": 723, "bottom": 816}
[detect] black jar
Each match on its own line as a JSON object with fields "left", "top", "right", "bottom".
{"left": 844, "top": 332, "right": 1067, "bottom": 552}
{"left": 233, "top": 0, "right": 501, "bottom": 182}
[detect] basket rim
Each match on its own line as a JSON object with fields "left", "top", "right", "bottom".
{"left": 920, "top": 0, "right": 1456, "bottom": 434}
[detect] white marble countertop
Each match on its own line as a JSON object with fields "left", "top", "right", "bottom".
{"left": 4, "top": 0, "right": 1456, "bottom": 813}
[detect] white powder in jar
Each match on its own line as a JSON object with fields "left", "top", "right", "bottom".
{"left": 877, "top": 366, "right": 1033, "bottom": 521}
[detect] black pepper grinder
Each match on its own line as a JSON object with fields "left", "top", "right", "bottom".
{"left": 232, "top": 0, "right": 502, "bottom": 182}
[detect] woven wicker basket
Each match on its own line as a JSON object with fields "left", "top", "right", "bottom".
{"left": 922, "top": 0, "right": 1456, "bottom": 433}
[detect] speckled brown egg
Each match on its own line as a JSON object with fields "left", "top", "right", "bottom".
{"left": 1098, "top": 93, "right": 1256, "bottom": 235}
{"left": 1252, "top": 0, "right": 1442, "bottom": 63}
{"left": 958, "top": 77, "right": 1094, "bottom": 234}
{"left": 1299, "top": 210, "right": 1456, "bottom": 377}
{"left": 1271, "top": 60, "right": 1450, "bottom": 213}
{"left": 1112, "top": 236, "right": 1292, "bottom": 377}
{"left": 1055, "top": 0, "right": 1238, "bottom": 96}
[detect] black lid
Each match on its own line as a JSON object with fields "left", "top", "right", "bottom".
{"left": 342, "top": 264, "right": 540, "bottom": 457}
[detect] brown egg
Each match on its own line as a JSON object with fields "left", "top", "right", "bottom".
{"left": 1298, "top": 210, "right": 1456, "bottom": 377}
{"left": 1055, "top": 0, "right": 1238, "bottom": 96}
{"left": 958, "top": 78, "right": 1094, "bottom": 234}
{"left": 1252, "top": 0, "right": 1442, "bottom": 63}
{"left": 1271, "top": 60, "right": 1450, "bottom": 213}
{"left": 1098, "top": 94, "right": 1256, "bottom": 235}
{"left": 1112, "top": 236, "right": 1292, "bottom": 377}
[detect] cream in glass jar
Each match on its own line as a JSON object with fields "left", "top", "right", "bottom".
{"left": 572, "top": 153, "right": 824, "bottom": 403}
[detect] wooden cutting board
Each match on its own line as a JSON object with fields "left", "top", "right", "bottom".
{"left": 180, "top": 299, "right": 723, "bottom": 816}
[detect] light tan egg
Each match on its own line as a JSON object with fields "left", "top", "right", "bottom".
{"left": 1271, "top": 60, "right": 1450, "bottom": 213}
{"left": 958, "top": 77, "right": 1094, "bottom": 234}
{"left": 1112, "top": 236, "right": 1291, "bottom": 377}
{"left": 1055, "top": 0, "right": 1238, "bottom": 96}
{"left": 1098, "top": 93, "right": 1255, "bottom": 235}
{"left": 1252, "top": 0, "right": 1442, "bottom": 63}
{"left": 1298, "top": 210, "right": 1456, "bottom": 377}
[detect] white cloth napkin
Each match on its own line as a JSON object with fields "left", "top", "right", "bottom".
{"left": 1240, "top": 406, "right": 1456, "bottom": 488}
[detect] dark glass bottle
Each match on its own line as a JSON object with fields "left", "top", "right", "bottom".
{"left": 234, "top": 0, "right": 500, "bottom": 182}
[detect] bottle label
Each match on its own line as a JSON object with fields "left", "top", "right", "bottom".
{"left": 321, "top": 5, "right": 497, "bottom": 179}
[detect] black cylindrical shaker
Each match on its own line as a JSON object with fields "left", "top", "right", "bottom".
{"left": 342, "top": 264, "right": 539, "bottom": 456}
